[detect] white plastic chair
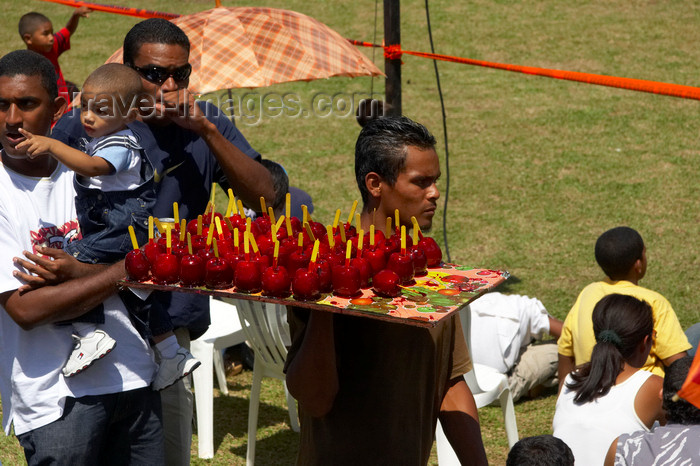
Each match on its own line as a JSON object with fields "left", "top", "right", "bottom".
{"left": 436, "top": 304, "right": 519, "bottom": 464}
{"left": 231, "top": 299, "right": 300, "bottom": 466}
{"left": 190, "top": 297, "right": 247, "bottom": 459}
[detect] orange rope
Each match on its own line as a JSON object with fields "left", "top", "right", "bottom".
{"left": 35, "top": 2, "right": 700, "bottom": 101}
{"left": 37, "top": 0, "right": 180, "bottom": 20}
{"left": 349, "top": 40, "right": 700, "bottom": 101}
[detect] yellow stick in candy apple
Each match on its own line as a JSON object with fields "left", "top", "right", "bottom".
{"left": 260, "top": 196, "right": 267, "bottom": 215}
{"left": 332, "top": 209, "right": 341, "bottom": 230}
{"left": 347, "top": 200, "right": 358, "bottom": 225}
{"left": 304, "top": 222, "right": 315, "bottom": 242}
{"left": 268, "top": 206, "right": 276, "bottom": 226}
{"left": 179, "top": 219, "right": 186, "bottom": 242}
{"left": 285, "top": 192, "right": 291, "bottom": 220}
{"left": 187, "top": 232, "right": 193, "bottom": 255}
{"left": 197, "top": 215, "right": 203, "bottom": 236}
{"left": 275, "top": 215, "right": 285, "bottom": 233}
{"left": 307, "top": 240, "right": 320, "bottom": 272}
{"left": 225, "top": 196, "right": 233, "bottom": 217}
{"left": 310, "top": 240, "right": 320, "bottom": 264}
{"left": 273, "top": 238, "right": 280, "bottom": 268}
{"left": 236, "top": 200, "right": 245, "bottom": 217}
{"left": 385, "top": 217, "right": 392, "bottom": 237}
{"left": 227, "top": 188, "right": 237, "bottom": 215}
{"left": 339, "top": 222, "right": 346, "bottom": 243}
{"left": 401, "top": 225, "right": 406, "bottom": 254}
{"left": 302, "top": 204, "right": 308, "bottom": 225}
{"left": 370, "top": 224, "right": 375, "bottom": 246}
{"left": 154, "top": 217, "right": 165, "bottom": 236}
{"left": 166, "top": 224, "right": 172, "bottom": 254}
{"left": 128, "top": 225, "right": 139, "bottom": 250}
{"left": 411, "top": 216, "right": 420, "bottom": 245}
{"left": 243, "top": 231, "right": 250, "bottom": 261}
{"left": 394, "top": 209, "right": 400, "bottom": 231}
{"left": 326, "top": 225, "right": 335, "bottom": 248}
{"left": 250, "top": 233, "right": 259, "bottom": 255}
{"left": 214, "top": 216, "right": 224, "bottom": 238}
{"left": 345, "top": 238, "right": 352, "bottom": 266}
{"left": 224, "top": 217, "right": 234, "bottom": 234}
{"left": 212, "top": 237, "right": 219, "bottom": 258}
{"left": 148, "top": 216, "right": 154, "bottom": 243}
{"left": 173, "top": 202, "right": 179, "bottom": 224}
{"left": 206, "top": 218, "right": 215, "bottom": 246}
{"left": 285, "top": 215, "right": 293, "bottom": 237}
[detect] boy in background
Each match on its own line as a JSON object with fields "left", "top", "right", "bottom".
{"left": 18, "top": 63, "right": 199, "bottom": 389}
{"left": 19, "top": 7, "right": 92, "bottom": 103}
{"left": 557, "top": 226, "right": 690, "bottom": 387}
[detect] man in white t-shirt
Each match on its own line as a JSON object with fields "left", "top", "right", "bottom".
{"left": 470, "top": 292, "right": 562, "bottom": 401}
{"left": 0, "top": 50, "right": 161, "bottom": 464}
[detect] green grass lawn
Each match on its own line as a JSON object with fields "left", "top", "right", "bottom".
{"left": 2, "top": 0, "right": 700, "bottom": 464}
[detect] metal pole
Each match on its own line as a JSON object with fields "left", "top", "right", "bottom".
{"left": 384, "top": 0, "right": 401, "bottom": 116}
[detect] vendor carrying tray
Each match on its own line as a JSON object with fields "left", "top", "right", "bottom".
{"left": 121, "top": 265, "right": 508, "bottom": 328}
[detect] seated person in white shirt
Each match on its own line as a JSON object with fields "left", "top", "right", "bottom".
{"left": 552, "top": 294, "right": 665, "bottom": 466}
{"left": 469, "top": 291, "right": 562, "bottom": 401}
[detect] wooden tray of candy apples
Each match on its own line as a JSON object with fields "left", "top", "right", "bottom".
{"left": 121, "top": 197, "right": 508, "bottom": 328}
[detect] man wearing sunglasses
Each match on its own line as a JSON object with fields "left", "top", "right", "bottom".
{"left": 52, "top": 18, "right": 274, "bottom": 465}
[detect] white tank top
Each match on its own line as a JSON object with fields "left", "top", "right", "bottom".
{"left": 552, "top": 369, "right": 652, "bottom": 465}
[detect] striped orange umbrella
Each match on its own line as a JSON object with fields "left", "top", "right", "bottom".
{"left": 106, "top": 6, "right": 382, "bottom": 94}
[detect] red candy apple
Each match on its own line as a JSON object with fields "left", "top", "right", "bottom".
{"left": 350, "top": 256, "right": 372, "bottom": 288}
{"left": 372, "top": 269, "right": 401, "bottom": 297}
{"left": 252, "top": 254, "right": 271, "bottom": 276}
{"left": 287, "top": 247, "right": 311, "bottom": 275}
{"left": 125, "top": 249, "right": 150, "bottom": 281}
{"left": 235, "top": 260, "right": 262, "bottom": 293}
{"left": 382, "top": 235, "right": 401, "bottom": 256}
{"left": 180, "top": 254, "right": 205, "bottom": 287}
{"left": 204, "top": 257, "right": 232, "bottom": 289}
{"left": 292, "top": 268, "right": 321, "bottom": 301}
{"left": 309, "top": 221, "right": 326, "bottom": 240}
{"left": 152, "top": 252, "right": 180, "bottom": 284}
{"left": 190, "top": 234, "right": 208, "bottom": 253}
{"left": 143, "top": 240, "right": 164, "bottom": 265}
{"left": 331, "top": 264, "right": 361, "bottom": 297}
{"left": 418, "top": 236, "right": 443, "bottom": 267}
{"left": 262, "top": 265, "right": 291, "bottom": 298}
{"left": 252, "top": 215, "right": 271, "bottom": 237}
{"left": 364, "top": 246, "right": 387, "bottom": 276}
{"left": 197, "top": 247, "right": 216, "bottom": 262}
{"left": 409, "top": 245, "right": 428, "bottom": 276}
{"left": 386, "top": 252, "right": 415, "bottom": 285}
{"left": 312, "top": 258, "right": 333, "bottom": 293}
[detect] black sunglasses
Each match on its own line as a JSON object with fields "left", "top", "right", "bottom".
{"left": 128, "top": 63, "right": 192, "bottom": 86}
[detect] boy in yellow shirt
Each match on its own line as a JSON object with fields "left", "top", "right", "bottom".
{"left": 557, "top": 226, "right": 690, "bottom": 389}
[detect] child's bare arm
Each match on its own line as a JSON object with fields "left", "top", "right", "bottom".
{"left": 17, "top": 128, "right": 113, "bottom": 177}
{"left": 65, "top": 6, "right": 92, "bottom": 35}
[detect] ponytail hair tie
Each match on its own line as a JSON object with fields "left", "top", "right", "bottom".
{"left": 597, "top": 329, "right": 623, "bottom": 348}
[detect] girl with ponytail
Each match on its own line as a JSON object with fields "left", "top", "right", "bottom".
{"left": 552, "top": 294, "right": 664, "bottom": 465}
